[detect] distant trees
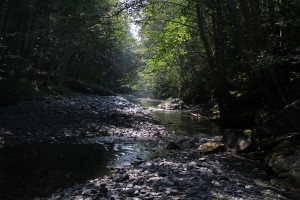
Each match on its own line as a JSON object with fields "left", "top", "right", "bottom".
{"left": 1, "top": 0, "right": 299, "bottom": 121}
{"left": 0, "top": 0, "right": 137, "bottom": 105}
{"left": 135, "top": 0, "right": 299, "bottom": 120}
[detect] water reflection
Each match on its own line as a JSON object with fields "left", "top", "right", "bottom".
{"left": 137, "top": 97, "right": 219, "bottom": 136}
{"left": 0, "top": 142, "right": 156, "bottom": 200}
{"left": 0, "top": 143, "right": 119, "bottom": 200}
{"left": 152, "top": 111, "right": 219, "bottom": 135}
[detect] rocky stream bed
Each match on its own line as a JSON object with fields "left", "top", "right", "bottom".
{"left": 0, "top": 95, "right": 299, "bottom": 200}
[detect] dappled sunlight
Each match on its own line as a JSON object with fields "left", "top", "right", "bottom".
{"left": 1, "top": 95, "right": 298, "bottom": 199}
{"left": 49, "top": 149, "right": 297, "bottom": 199}
{"left": 0, "top": 0, "right": 299, "bottom": 199}
{"left": 0, "top": 96, "right": 168, "bottom": 145}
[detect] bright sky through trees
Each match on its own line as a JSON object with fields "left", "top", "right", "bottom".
{"left": 129, "top": 22, "right": 141, "bottom": 41}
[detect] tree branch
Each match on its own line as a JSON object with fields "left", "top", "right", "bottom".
{"left": 132, "top": 18, "right": 199, "bottom": 30}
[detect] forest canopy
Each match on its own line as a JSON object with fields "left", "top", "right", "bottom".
{"left": 0, "top": 0, "right": 299, "bottom": 121}
{"left": 0, "top": 0, "right": 138, "bottom": 104}
{"left": 134, "top": 0, "right": 300, "bottom": 120}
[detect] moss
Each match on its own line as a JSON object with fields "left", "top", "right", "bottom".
{"left": 243, "top": 129, "right": 253, "bottom": 136}
{"left": 197, "top": 142, "right": 225, "bottom": 153}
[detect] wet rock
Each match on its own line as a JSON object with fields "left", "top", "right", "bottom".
{"left": 223, "top": 129, "right": 253, "bottom": 153}
{"left": 4, "top": 95, "right": 299, "bottom": 200}
{"left": 157, "top": 97, "right": 188, "bottom": 110}
{"left": 197, "top": 142, "right": 225, "bottom": 153}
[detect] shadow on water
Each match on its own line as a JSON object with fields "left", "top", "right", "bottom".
{"left": 0, "top": 93, "right": 220, "bottom": 199}
{"left": 0, "top": 143, "right": 139, "bottom": 200}
{"left": 0, "top": 142, "right": 157, "bottom": 200}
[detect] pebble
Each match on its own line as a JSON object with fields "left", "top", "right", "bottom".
{"left": 1, "top": 96, "right": 299, "bottom": 200}
{"left": 81, "top": 189, "right": 92, "bottom": 195}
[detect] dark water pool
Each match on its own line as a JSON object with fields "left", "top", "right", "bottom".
{"left": 1, "top": 93, "right": 219, "bottom": 200}
{"left": 0, "top": 143, "right": 145, "bottom": 200}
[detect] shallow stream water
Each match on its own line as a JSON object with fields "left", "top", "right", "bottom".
{"left": 130, "top": 92, "right": 220, "bottom": 136}
{"left": 0, "top": 94, "right": 219, "bottom": 199}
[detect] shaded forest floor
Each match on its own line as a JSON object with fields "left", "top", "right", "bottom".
{"left": 0, "top": 95, "right": 299, "bottom": 200}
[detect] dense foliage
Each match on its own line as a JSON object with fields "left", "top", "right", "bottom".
{"left": 135, "top": 0, "right": 300, "bottom": 120}
{"left": 0, "top": 0, "right": 137, "bottom": 105}
{"left": 1, "top": 0, "right": 299, "bottom": 122}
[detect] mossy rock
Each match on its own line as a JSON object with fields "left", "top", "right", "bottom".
{"left": 197, "top": 142, "right": 225, "bottom": 154}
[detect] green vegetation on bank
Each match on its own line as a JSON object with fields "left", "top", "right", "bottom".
{"left": 1, "top": 0, "right": 299, "bottom": 123}
{"left": 134, "top": 0, "right": 299, "bottom": 122}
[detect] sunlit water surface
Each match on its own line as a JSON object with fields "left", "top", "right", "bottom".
{"left": 137, "top": 96, "right": 220, "bottom": 136}
{"left": 0, "top": 93, "right": 219, "bottom": 199}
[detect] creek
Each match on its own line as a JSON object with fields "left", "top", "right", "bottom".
{"left": 140, "top": 99, "right": 219, "bottom": 136}
{"left": 126, "top": 91, "right": 220, "bottom": 136}
{"left": 0, "top": 94, "right": 220, "bottom": 199}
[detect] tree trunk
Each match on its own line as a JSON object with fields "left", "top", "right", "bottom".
{"left": 239, "top": 0, "right": 259, "bottom": 53}
{"left": 0, "top": 0, "right": 12, "bottom": 35}
{"left": 267, "top": 0, "right": 275, "bottom": 27}
{"left": 195, "top": 3, "right": 214, "bottom": 67}
{"left": 248, "top": 0, "right": 265, "bottom": 50}
{"left": 226, "top": 0, "right": 253, "bottom": 77}
{"left": 213, "top": 0, "right": 231, "bottom": 117}
{"left": 195, "top": 2, "right": 230, "bottom": 119}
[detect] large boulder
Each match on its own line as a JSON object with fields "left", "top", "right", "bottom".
{"left": 265, "top": 140, "right": 300, "bottom": 193}
{"left": 258, "top": 99, "right": 300, "bottom": 137}
{"left": 265, "top": 140, "right": 298, "bottom": 174}
{"left": 222, "top": 129, "right": 253, "bottom": 153}
{"left": 255, "top": 99, "right": 300, "bottom": 193}
{"left": 158, "top": 98, "right": 188, "bottom": 110}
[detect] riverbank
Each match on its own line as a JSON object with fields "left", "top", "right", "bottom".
{"left": 0, "top": 95, "right": 299, "bottom": 199}
{"left": 48, "top": 148, "right": 298, "bottom": 200}
{"left": 0, "top": 95, "right": 168, "bottom": 147}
